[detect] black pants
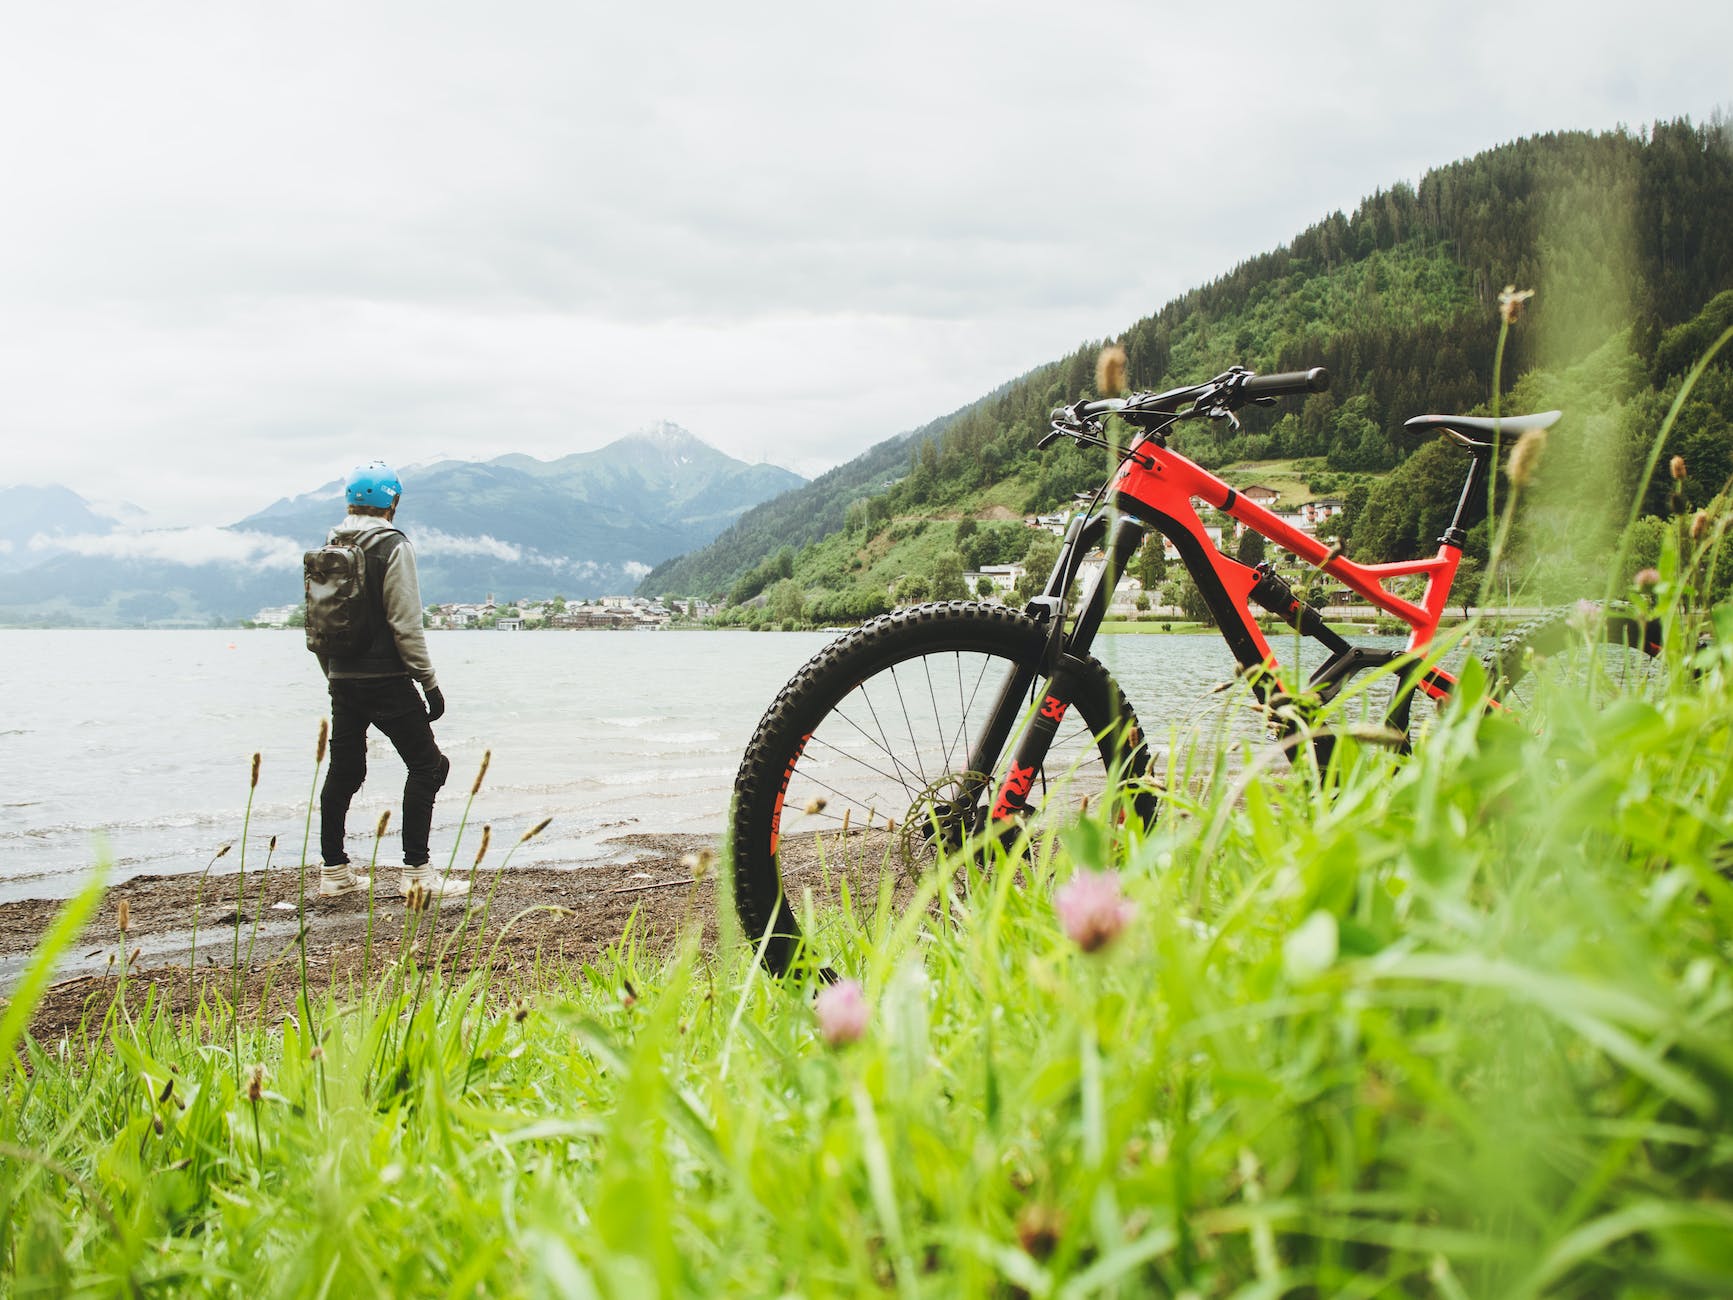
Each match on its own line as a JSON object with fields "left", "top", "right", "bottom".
{"left": 320, "top": 677, "right": 450, "bottom": 867}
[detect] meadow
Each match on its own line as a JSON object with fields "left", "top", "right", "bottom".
{"left": 0, "top": 575, "right": 1729, "bottom": 1295}
{"left": 3, "top": 329, "right": 1732, "bottom": 1296}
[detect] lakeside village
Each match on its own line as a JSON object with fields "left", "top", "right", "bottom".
{"left": 252, "top": 492, "right": 1351, "bottom": 632}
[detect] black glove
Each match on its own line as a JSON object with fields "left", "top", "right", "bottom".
{"left": 424, "top": 686, "right": 446, "bottom": 722}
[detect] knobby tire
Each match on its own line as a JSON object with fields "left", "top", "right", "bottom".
{"left": 730, "top": 601, "right": 1150, "bottom": 975}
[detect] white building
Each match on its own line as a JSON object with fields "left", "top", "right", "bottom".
{"left": 1158, "top": 525, "right": 1225, "bottom": 560}
{"left": 966, "top": 564, "right": 1024, "bottom": 595}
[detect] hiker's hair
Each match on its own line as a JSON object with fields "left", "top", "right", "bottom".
{"left": 348, "top": 502, "right": 395, "bottom": 518}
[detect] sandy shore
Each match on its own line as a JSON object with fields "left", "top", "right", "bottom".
{"left": 1, "top": 833, "right": 741, "bottom": 1041}
{"left": 2, "top": 818, "right": 937, "bottom": 1041}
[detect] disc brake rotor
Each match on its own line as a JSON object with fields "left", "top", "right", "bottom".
{"left": 894, "top": 771, "right": 990, "bottom": 880}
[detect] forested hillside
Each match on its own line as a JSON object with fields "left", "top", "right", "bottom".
{"left": 643, "top": 119, "right": 1733, "bottom": 610}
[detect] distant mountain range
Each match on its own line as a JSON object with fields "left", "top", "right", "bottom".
{"left": 635, "top": 390, "right": 1010, "bottom": 600}
{"left": 0, "top": 424, "right": 804, "bottom": 626}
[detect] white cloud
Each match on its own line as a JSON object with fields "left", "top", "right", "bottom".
{"left": 414, "top": 529, "right": 525, "bottom": 563}
{"left": 29, "top": 527, "right": 302, "bottom": 569}
{"left": 411, "top": 531, "right": 637, "bottom": 581}
{"left": 0, "top": 1, "right": 1728, "bottom": 523}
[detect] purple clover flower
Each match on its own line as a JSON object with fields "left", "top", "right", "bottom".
{"left": 1055, "top": 870, "right": 1135, "bottom": 953}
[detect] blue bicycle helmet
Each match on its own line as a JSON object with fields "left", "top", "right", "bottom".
{"left": 345, "top": 461, "right": 402, "bottom": 508}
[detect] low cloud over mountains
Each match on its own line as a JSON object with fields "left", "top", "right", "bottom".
{"left": 0, "top": 424, "right": 801, "bottom": 625}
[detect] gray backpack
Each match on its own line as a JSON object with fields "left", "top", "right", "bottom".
{"left": 304, "top": 530, "right": 402, "bottom": 657}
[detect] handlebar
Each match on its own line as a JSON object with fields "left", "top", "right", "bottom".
{"left": 1238, "top": 367, "right": 1329, "bottom": 398}
{"left": 1045, "top": 365, "right": 1329, "bottom": 446}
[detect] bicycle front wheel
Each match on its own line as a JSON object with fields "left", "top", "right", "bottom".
{"left": 731, "top": 601, "right": 1151, "bottom": 974}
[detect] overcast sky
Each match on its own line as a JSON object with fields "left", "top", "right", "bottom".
{"left": 2, "top": 1, "right": 1728, "bottom": 526}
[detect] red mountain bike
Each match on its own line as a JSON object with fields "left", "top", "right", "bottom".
{"left": 730, "top": 366, "right": 1664, "bottom": 972}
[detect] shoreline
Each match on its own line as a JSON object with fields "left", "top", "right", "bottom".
{"left": 2, "top": 833, "right": 733, "bottom": 1041}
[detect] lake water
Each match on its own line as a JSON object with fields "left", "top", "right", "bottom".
{"left": 0, "top": 626, "right": 1393, "bottom": 902}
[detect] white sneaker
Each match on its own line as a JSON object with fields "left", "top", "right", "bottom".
{"left": 399, "top": 867, "right": 470, "bottom": 900}
{"left": 318, "top": 863, "right": 371, "bottom": 897}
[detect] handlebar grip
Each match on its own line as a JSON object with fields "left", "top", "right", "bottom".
{"left": 1241, "top": 367, "right": 1329, "bottom": 398}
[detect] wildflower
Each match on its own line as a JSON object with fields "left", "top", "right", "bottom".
{"left": 215, "top": 843, "right": 231, "bottom": 860}
{"left": 158, "top": 1077, "right": 173, "bottom": 1104}
{"left": 1634, "top": 568, "right": 1662, "bottom": 591}
{"left": 375, "top": 810, "right": 391, "bottom": 839}
{"left": 1692, "top": 510, "right": 1709, "bottom": 540}
{"left": 680, "top": 848, "right": 716, "bottom": 880}
{"left": 520, "top": 816, "right": 552, "bottom": 844}
{"left": 1568, "top": 599, "right": 1599, "bottom": 631}
{"left": 1016, "top": 1204, "right": 1065, "bottom": 1261}
{"left": 1497, "top": 285, "right": 1535, "bottom": 324}
{"left": 406, "top": 883, "right": 429, "bottom": 912}
{"left": 474, "top": 825, "right": 491, "bottom": 867}
{"left": 1054, "top": 869, "right": 1135, "bottom": 953}
{"left": 247, "top": 1065, "right": 265, "bottom": 1103}
{"left": 268, "top": 834, "right": 277, "bottom": 853}
{"left": 803, "top": 796, "right": 827, "bottom": 815}
{"left": 620, "top": 978, "right": 637, "bottom": 1009}
{"left": 249, "top": 752, "right": 261, "bottom": 790}
{"left": 512, "top": 999, "right": 530, "bottom": 1024}
{"left": 117, "top": 899, "right": 130, "bottom": 934}
{"left": 316, "top": 718, "right": 329, "bottom": 764}
{"left": 1507, "top": 427, "right": 1547, "bottom": 488}
{"left": 814, "top": 979, "right": 870, "bottom": 1046}
{"left": 1095, "top": 344, "right": 1128, "bottom": 397}
{"left": 471, "top": 749, "right": 492, "bottom": 796}
{"left": 309, "top": 1046, "right": 325, "bottom": 1061}
{"left": 129, "top": 947, "right": 141, "bottom": 968}
{"left": 840, "top": 808, "right": 852, "bottom": 836}
{"left": 1670, "top": 455, "right": 1688, "bottom": 482}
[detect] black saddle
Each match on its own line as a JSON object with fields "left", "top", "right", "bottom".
{"left": 1403, "top": 410, "right": 1560, "bottom": 451}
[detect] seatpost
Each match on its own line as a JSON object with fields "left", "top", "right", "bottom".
{"left": 1439, "top": 450, "right": 1490, "bottom": 549}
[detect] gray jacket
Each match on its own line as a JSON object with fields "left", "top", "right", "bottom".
{"left": 316, "top": 513, "right": 439, "bottom": 690}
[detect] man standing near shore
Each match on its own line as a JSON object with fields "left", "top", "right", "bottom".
{"left": 309, "top": 462, "right": 467, "bottom": 900}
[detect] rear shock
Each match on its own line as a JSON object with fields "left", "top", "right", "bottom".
{"left": 1249, "top": 563, "right": 1351, "bottom": 653}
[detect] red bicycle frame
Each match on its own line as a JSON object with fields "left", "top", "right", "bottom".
{"left": 1108, "top": 439, "right": 1462, "bottom": 702}
{"left": 973, "top": 370, "right": 1502, "bottom": 823}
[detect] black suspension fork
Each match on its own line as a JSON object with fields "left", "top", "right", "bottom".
{"left": 955, "top": 514, "right": 1089, "bottom": 798}
{"left": 973, "top": 515, "right": 1145, "bottom": 824}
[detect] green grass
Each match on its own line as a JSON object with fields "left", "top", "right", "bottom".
{"left": 2, "top": 590, "right": 1732, "bottom": 1295}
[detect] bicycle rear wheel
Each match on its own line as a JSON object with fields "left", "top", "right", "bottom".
{"left": 730, "top": 601, "right": 1151, "bottom": 974}
{"left": 1483, "top": 603, "right": 1668, "bottom": 710}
